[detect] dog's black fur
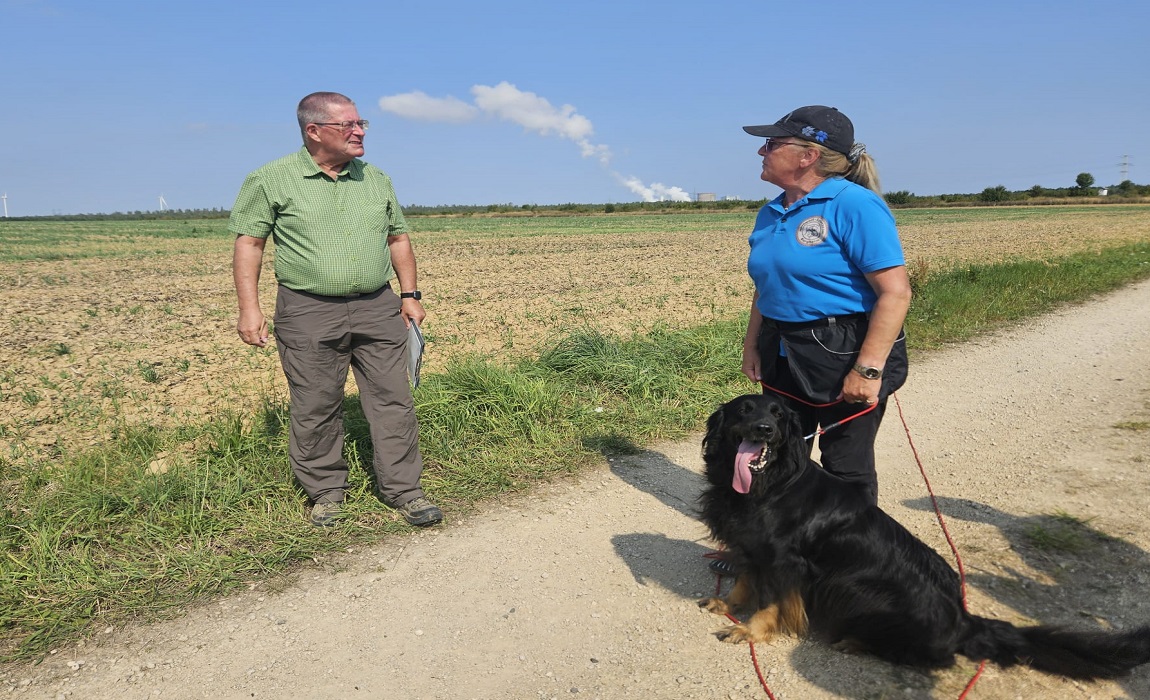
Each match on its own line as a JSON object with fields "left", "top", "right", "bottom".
{"left": 697, "top": 393, "right": 1150, "bottom": 678}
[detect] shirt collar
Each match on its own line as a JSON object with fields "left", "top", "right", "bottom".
{"left": 296, "top": 146, "right": 363, "bottom": 180}
{"left": 806, "top": 177, "right": 850, "bottom": 200}
{"left": 768, "top": 177, "right": 849, "bottom": 213}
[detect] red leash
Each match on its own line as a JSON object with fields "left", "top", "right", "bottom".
{"left": 704, "top": 552, "right": 779, "bottom": 700}
{"left": 893, "top": 393, "right": 987, "bottom": 697}
{"left": 758, "top": 382, "right": 879, "bottom": 440}
{"left": 709, "top": 390, "right": 986, "bottom": 698}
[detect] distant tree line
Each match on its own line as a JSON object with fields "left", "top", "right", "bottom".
{"left": 0, "top": 208, "right": 231, "bottom": 222}
{"left": 883, "top": 174, "right": 1150, "bottom": 207}
{"left": 5, "top": 176, "right": 1149, "bottom": 222}
{"left": 403, "top": 198, "right": 760, "bottom": 216}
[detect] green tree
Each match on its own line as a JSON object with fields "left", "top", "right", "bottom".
{"left": 1075, "top": 172, "right": 1096, "bottom": 195}
{"left": 979, "top": 185, "right": 1011, "bottom": 203}
{"left": 884, "top": 190, "right": 913, "bottom": 206}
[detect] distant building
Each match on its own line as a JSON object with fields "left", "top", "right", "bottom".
{"left": 697, "top": 192, "right": 717, "bottom": 202}
{"left": 1099, "top": 188, "right": 1109, "bottom": 196}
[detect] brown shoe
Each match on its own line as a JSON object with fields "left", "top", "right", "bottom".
{"left": 309, "top": 501, "right": 344, "bottom": 527}
{"left": 396, "top": 497, "right": 443, "bottom": 526}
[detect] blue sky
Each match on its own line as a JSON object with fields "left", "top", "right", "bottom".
{"left": 2, "top": 0, "right": 1148, "bottom": 216}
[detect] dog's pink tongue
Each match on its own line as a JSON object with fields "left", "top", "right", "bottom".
{"left": 733, "top": 440, "right": 762, "bottom": 494}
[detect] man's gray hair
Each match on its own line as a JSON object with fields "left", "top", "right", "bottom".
{"left": 297, "top": 92, "right": 355, "bottom": 143}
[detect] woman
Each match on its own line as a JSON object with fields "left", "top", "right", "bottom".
{"left": 741, "top": 105, "right": 911, "bottom": 505}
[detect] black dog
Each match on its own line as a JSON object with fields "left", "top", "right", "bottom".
{"left": 697, "top": 393, "right": 1150, "bottom": 678}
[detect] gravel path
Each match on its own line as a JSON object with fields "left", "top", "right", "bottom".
{"left": 5, "top": 279, "right": 1150, "bottom": 700}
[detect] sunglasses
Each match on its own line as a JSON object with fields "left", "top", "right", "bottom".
{"left": 763, "top": 138, "right": 806, "bottom": 151}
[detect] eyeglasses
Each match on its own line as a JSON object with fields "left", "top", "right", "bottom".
{"left": 314, "top": 120, "right": 370, "bottom": 132}
{"left": 763, "top": 139, "right": 806, "bottom": 151}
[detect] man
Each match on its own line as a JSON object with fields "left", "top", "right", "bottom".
{"left": 229, "top": 91, "right": 442, "bottom": 527}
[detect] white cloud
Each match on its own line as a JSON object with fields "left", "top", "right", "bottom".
{"left": 378, "top": 90, "right": 479, "bottom": 123}
{"left": 471, "top": 82, "right": 593, "bottom": 141}
{"left": 380, "top": 82, "right": 612, "bottom": 165}
{"left": 469, "top": 82, "right": 613, "bottom": 166}
{"left": 378, "top": 82, "right": 692, "bottom": 200}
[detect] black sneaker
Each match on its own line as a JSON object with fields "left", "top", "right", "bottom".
{"left": 397, "top": 496, "right": 443, "bottom": 526}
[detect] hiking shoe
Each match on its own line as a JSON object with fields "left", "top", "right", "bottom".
{"left": 309, "top": 501, "right": 344, "bottom": 527}
{"left": 396, "top": 496, "right": 443, "bottom": 526}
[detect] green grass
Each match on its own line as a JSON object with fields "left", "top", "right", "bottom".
{"left": 1, "top": 240, "right": 1150, "bottom": 660}
{"left": 1022, "top": 511, "right": 1108, "bottom": 555}
{"left": 893, "top": 203, "right": 1150, "bottom": 226}
{"left": 907, "top": 243, "right": 1150, "bottom": 350}
{"left": 0, "top": 220, "right": 229, "bottom": 262}
{"left": 1114, "top": 421, "right": 1149, "bottom": 431}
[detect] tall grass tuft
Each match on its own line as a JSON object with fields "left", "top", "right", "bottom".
{"left": 409, "top": 357, "right": 590, "bottom": 496}
{"left": 0, "top": 398, "right": 365, "bottom": 660}
{"left": 535, "top": 321, "right": 746, "bottom": 436}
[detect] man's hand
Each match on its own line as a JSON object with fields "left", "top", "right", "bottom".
{"left": 238, "top": 308, "right": 269, "bottom": 347}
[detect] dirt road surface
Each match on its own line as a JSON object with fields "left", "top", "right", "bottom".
{"left": 5, "top": 279, "right": 1150, "bottom": 699}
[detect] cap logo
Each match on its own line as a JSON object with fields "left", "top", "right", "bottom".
{"left": 801, "top": 125, "right": 828, "bottom": 143}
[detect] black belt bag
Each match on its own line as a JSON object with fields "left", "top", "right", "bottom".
{"left": 758, "top": 313, "right": 908, "bottom": 404}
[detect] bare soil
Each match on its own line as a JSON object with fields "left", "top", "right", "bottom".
{"left": 3, "top": 276, "right": 1149, "bottom": 699}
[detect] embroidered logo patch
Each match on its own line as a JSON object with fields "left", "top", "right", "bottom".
{"left": 801, "top": 125, "right": 829, "bottom": 143}
{"left": 795, "top": 216, "right": 829, "bottom": 246}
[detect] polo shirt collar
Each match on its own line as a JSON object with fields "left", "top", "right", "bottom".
{"left": 295, "top": 146, "right": 364, "bottom": 180}
{"left": 768, "top": 177, "right": 849, "bottom": 213}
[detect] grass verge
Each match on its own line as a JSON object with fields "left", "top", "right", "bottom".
{"left": 2, "top": 241, "right": 1149, "bottom": 660}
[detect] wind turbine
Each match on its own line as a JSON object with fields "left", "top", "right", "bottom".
{"left": 1, "top": 193, "right": 7, "bottom": 218}
{"left": 158, "top": 194, "right": 167, "bottom": 211}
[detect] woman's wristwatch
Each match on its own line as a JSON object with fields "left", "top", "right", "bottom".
{"left": 852, "top": 363, "right": 883, "bottom": 380}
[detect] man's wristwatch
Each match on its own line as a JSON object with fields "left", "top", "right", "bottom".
{"left": 400, "top": 290, "right": 422, "bottom": 300}
{"left": 852, "top": 363, "right": 883, "bottom": 380}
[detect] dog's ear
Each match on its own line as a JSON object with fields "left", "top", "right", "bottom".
{"left": 702, "top": 403, "right": 726, "bottom": 459}
{"left": 783, "top": 404, "right": 807, "bottom": 457}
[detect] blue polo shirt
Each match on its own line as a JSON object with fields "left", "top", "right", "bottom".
{"left": 747, "top": 178, "right": 904, "bottom": 323}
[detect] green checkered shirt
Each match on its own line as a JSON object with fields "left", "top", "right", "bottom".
{"left": 228, "top": 147, "right": 409, "bottom": 296}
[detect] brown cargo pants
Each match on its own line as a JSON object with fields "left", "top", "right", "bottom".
{"left": 272, "top": 284, "right": 424, "bottom": 507}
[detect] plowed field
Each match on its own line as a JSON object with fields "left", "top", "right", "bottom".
{"left": 2, "top": 206, "right": 1149, "bottom": 460}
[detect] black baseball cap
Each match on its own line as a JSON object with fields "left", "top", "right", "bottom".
{"left": 743, "top": 105, "right": 854, "bottom": 156}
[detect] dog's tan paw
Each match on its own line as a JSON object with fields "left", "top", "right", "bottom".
{"left": 698, "top": 597, "right": 731, "bottom": 615}
{"left": 715, "top": 624, "right": 756, "bottom": 644}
